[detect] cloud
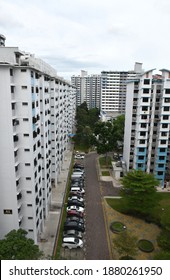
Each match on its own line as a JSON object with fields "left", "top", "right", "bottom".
{"left": 1, "top": 0, "right": 170, "bottom": 79}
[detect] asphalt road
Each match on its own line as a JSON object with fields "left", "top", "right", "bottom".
{"left": 84, "top": 152, "right": 110, "bottom": 260}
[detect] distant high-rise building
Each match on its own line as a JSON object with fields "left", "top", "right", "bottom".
{"left": 123, "top": 68, "right": 170, "bottom": 187}
{"left": 100, "top": 63, "right": 143, "bottom": 120}
{"left": 0, "top": 41, "right": 76, "bottom": 242}
{"left": 71, "top": 70, "right": 101, "bottom": 109}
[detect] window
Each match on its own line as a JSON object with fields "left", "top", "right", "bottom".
{"left": 24, "top": 148, "right": 30, "bottom": 152}
{"left": 25, "top": 163, "right": 31, "bottom": 166}
{"left": 140, "top": 131, "right": 146, "bottom": 136}
{"left": 23, "top": 118, "right": 29, "bottom": 121}
{"left": 159, "top": 156, "right": 165, "bottom": 160}
{"left": 157, "top": 171, "right": 163, "bottom": 176}
{"left": 143, "top": 97, "right": 149, "bottom": 102}
{"left": 22, "top": 102, "right": 28, "bottom": 106}
{"left": 162, "top": 123, "right": 168, "bottom": 128}
{"left": 26, "top": 191, "right": 32, "bottom": 194}
{"left": 144, "top": 79, "right": 150, "bottom": 85}
{"left": 141, "top": 115, "right": 147, "bottom": 119}
{"left": 21, "top": 69, "right": 27, "bottom": 72}
{"left": 163, "top": 106, "right": 170, "bottom": 111}
{"left": 165, "top": 89, "right": 170, "bottom": 94}
{"left": 139, "top": 148, "right": 145, "bottom": 152}
{"left": 139, "top": 140, "right": 145, "bottom": 144}
{"left": 26, "top": 177, "right": 31, "bottom": 180}
{"left": 143, "top": 88, "right": 149, "bottom": 93}
{"left": 142, "top": 106, "right": 148, "bottom": 111}
{"left": 23, "top": 134, "right": 29, "bottom": 137}
{"left": 158, "top": 164, "right": 164, "bottom": 168}
{"left": 163, "top": 115, "right": 169, "bottom": 120}
{"left": 21, "top": 86, "right": 27, "bottom": 89}
{"left": 141, "top": 123, "right": 147, "bottom": 128}
{"left": 10, "top": 68, "right": 13, "bottom": 76}
{"left": 160, "top": 140, "right": 166, "bottom": 144}
{"left": 165, "top": 98, "right": 170, "bottom": 103}
{"left": 11, "top": 86, "right": 15, "bottom": 93}
{"left": 138, "top": 156, "right": 144, "bottom": 160}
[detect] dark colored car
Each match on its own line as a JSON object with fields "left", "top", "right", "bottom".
{"left": 73, "top": 163, "right": 84, "bottom": 170}
{"left": 64, "top": 221, "right": 85, "bottom": 232}
{"left": 67, "top": 199, "right": 85, "bottom": 207}
{"left": 66, "top": 216, "right": 84, "bottom": 225}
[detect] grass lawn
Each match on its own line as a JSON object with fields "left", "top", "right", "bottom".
{"left": 99, "top": 156, "right": 112, "bottom": 168}
{"left": 101, "top": 171, "right": 110, "bottom": 176}
{"left": 106, "top": 192, "right": 170, "bottom": 225}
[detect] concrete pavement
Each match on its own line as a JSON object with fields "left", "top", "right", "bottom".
{"left": 38, "top": 149, "right": 73, "bottom": 259}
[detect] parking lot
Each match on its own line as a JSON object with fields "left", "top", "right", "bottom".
{"left": 60, "top": 152, "right": 110, "bottom": 260}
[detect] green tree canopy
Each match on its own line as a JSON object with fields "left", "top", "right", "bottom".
{"left": 120, "top": 170, "right": 159, "bottom": 216}
{"left": 0, "top": 229, "right": 43, "bottom": 260}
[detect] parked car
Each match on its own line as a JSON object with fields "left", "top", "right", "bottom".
{"left": 63, "top": 229, "right": 83, "bottom": 239}
{"left": 64, "top": 221, "right": 85, "bottom": 232}
{"left": 66, "top": 216, "right": 84, "bottom": 225}
{"left": 74, "top": 154, "right": 85, "bottom": 159}
{"left": 70, "top": 187, "right": 85, "bottom": 194}
{"left": 69, "top": 192, "right": 84, "bottom": 198}
{"left": 69, "top": 191, "right": 84, "bottom": 197}
{"left": 71, "top": 174, "right": 84, "bottom": 180}
{"left": 68, "top": 196, "right": 84, "bottom": 202}
{"left": 67, "top": 209, "right": 84, "bottom": 218}
{"left": 62, "top": 237, "right": 83, "bottom": 249}
{"left": 71, "top": 178, "right": 84, "bottom": 185}
{"left": 67, "top": 199, "right": 84, "bottom": 207}
{"left": 73, "top": 163, "right": 84, "bottom": 169}
{"left": 67, "top": 205, "right": 85, "bottom": 213}
{"left": 73, "top": 168, "right": 85, "bottom": 174}
{"left": 70, "top": 181, "right": 84, "bottom": 188}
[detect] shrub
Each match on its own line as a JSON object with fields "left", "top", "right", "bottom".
{"left": 138, "top": 239, "right": 154, "bottom": 253}
{"left": 110, "top": 221, "right": 126, "bottom": 233}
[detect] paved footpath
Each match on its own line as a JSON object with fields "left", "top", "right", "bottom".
{"left": 84, "top": 153, "right": 110, "bottom": 260}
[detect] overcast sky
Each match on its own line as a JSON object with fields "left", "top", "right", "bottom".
{"left": 1, "top": 0, "right": 170, "bottom": 79}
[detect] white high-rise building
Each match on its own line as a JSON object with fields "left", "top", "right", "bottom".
{"left": 0, "top": 41, "right": 76, "bottom": 242}
{"left": 123, "top": 68, "right": 170, "bottom": 187}
{"left": 100, "top": 63, "right": 143, "bottom": 120}
{"left": 71, "top": 70, "right": 101, "bottom": 109}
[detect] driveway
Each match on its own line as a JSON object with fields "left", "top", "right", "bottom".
{"left": 84, "top": 152, "right": 110, "bottom": 259}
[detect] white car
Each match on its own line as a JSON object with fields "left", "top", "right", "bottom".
{"left": 67, "top": 205, "right": 85, "bottom": 213}
{"left": 74, "top": 154, "right": 85, "bottom": 159}
{"left": 62, "top": 237, "right": 83, "bottom": 249}
{"left": 70, "top": 187, "right": 85, "bottom": 194}
{"left": 68, "top": 196, "right": 84, "bottom": 202}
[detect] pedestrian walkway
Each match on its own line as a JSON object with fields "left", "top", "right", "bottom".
{"left": 38, "top": 149, "right": 73, "bottom": 258}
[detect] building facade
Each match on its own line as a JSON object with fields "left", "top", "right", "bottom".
{"left": 0, "top": 43, "right": 76, "bottom": 242}
{"left": 100, "top": 63, "right": 142, "bottom": 120}
{"left": 71, "top": 70, "right": 101, "bottom": 109}
{"left": 123, "top": 69, "right": 170, "bottom": 187}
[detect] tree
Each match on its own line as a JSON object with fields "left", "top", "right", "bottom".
{"left": 113, "top": 115, "right": 125, "bottom": 144}
{"left": 113, "top": 231, "right": 138, "bottom": 259}
{"left": 0, "top": 229, "right": 43, "bottom": 260}
{"left": 92, "top": 121, "right": 116, "bottom": 157}
{"left": 120, "top": 170, "right": 159, "bottom": 216}
{"left": 157, "top": 229, "right": 170, "bottom": 251}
